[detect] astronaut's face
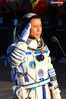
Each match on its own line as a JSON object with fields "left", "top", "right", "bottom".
{"left": 30, "top": 18, "right": 42, "bottom": 39}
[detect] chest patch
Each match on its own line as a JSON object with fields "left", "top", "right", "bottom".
{"left": 29, "top": 60, "right": 36, "bottom": 69}
{"left": 38, "top": 69, "right": 44, "bottom": 77}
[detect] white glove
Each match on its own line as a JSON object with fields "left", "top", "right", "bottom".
{"left": 19, "top": 23, "right": 31, "bottom": 42}
{"left": 55, "top": 88, "right": 61, "bottom": 99}
{"left": 13, "top": 86, "right": 28, "bottom": 99}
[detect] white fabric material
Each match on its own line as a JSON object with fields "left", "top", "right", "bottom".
{"left": 27, "top": 39, "right": 38, "bottom": 49}
{"left": 16, "top": 87, "right": 28, "bottom": 99}
{"left": 13, "top": 86, "right": 28, "bottom": 99}
{"left": 22, "top": 13, "right": 36, "bottom": 18}
{"left": 7, "top": 41, "right": 27, "bottom": 66}
{"left": 7, "top": 39, "right": 61, "bottom": 99}
{"left": 19, "top": 23, "right": 31, "bottom": 41}
{"left": 55, "top": 88, "right": 61, "bottom": 99}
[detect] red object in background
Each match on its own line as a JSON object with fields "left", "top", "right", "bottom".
{"left": 0, "top": 0, "right": 5, "bottom": 4}
{"left": 0, "top": 6, "right": 3, "bottom": 14}
{"left": 16, "top": 4, "right": 20, "bottom": 11}
{"left": 56, "top": 7, "right": 62, "bottom": 21}
{"left": 57, "top": 0, "right": 66, "bottom": 1}
{"left": 0, "top": 0, "right": 4, "bottom": 14}
{"left": 57, "top": 0, "right": 65, "bottom": 5}
{"left": 21, "top": 4, "right": 33, "bottom": 12}
{"left": 33, "top": 0, "right": 49, "bottom": 14}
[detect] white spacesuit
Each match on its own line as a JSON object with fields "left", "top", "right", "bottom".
{"left": 7, "top": 13, "right": 61, "bottom": 99}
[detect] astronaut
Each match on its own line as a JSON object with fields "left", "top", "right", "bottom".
{"left": 7, "top": 13, "right": 61, "bottom": 99}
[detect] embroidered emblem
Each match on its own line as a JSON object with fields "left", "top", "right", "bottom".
{"left": 29, "top": 60, "right": 36, "bottom": 69}
{"left": 38, "top": 69, "right": 44, "bottom": 77}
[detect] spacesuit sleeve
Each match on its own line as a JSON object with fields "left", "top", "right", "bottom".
{"left": 48, "top": 54, "right": 59, "bottom": 89}
{"left": 47, "top": 48, "right": 61, "bottom": 99}
{"left": 7, "top": 41, "right": 27, "bottom": 66}
{"left": 7, "top": 41, "right": 29, "bottom": 99}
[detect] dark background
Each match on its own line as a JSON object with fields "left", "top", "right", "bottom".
{"left": 0, "top": 1, "right": 66, "bottom": 99}
{"left": 0, "top": 3, "right": 66, "bottom": 60}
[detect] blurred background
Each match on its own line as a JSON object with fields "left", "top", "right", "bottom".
{"left": 0, "top": 0, "right": 66, "bottom": 99}
{"left": 0, "top": 0, "right": 66, "bottom": 60}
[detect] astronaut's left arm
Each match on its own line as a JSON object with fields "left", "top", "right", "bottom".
{"left": 47, "top": 50, "right": 61, "bottom": 99}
